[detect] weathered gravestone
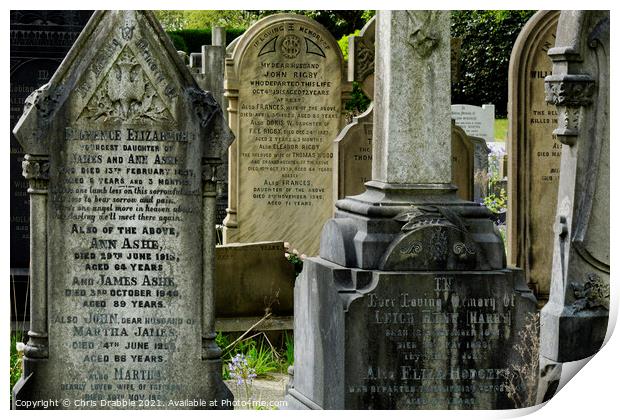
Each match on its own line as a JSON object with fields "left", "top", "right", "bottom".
{"left": 285, "top": 11, "right": 537, "bottom": 410}
{"left": 451, "top": 121, "right": 489, "bottom": 203}
{"left": 507, "top": 11, "right": 560, "bottom": 303}
{"left": 188, "top": 27, "right": 229, "bottom": 224}
{"left": 450, "top": 104, "right": 495, "bottom": 143}
{"left": 12, "top": 10, "right": 233, "bottom": 409}
{"left": 538, "top": 10, "right": 609, "bottom": 399}
{"left": 214, "top": 241, "right": 295, "bottom": 332}
{"left": 223, "top": 13, "right": 351, "bottom": 256}
{"left": 10, "top": 10, "right": 93, "bottom": 323}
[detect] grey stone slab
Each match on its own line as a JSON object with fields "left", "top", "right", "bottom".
{"left": 12, "top": 10, "right": 232, "bottom": 409}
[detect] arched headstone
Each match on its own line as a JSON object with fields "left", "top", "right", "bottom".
{"left": 223, "top": 13, "right": 350, "bottom": 255}
{"left": 507, "top": 10, "right": 560, "bottom": 303}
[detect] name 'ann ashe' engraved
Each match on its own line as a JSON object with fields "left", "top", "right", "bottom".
{"left": 12, "top": 11, "right": 233, "bottom": 409}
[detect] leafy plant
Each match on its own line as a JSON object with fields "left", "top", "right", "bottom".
{"left": 283, "top": 331, "right": 294, "bottom": 368}
{"left": 247, "top": 343, "right": 279, "bottom": 377}
{"left": 228, "top": 353, "right": 257, "bottom": 399}
{"left": 10, "top": 332, "right": 24, "bottom": 394}
{"left": 483, "top": 188, "right": 507, "bottom": 214}
{"left": 451, "top": 11, "right": 536, "bottom": 118}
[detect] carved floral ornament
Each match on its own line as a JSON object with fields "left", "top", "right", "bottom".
{"left": 571, "top": 273, "right": 609, "bottom": 312}
{"left": 545, "top": 74, "right": 595, "bottom": 145}
{"left": 545, "top": 74, "right": 595, "bottom": 106}
{"left": 406, "top": 11, "right": 441, "bottom": 58}
{"left": 22, "top": 155, "right": 50, "bottom": 181}
{"left": 394, "top": 206, "right": 477, "bottom": 261}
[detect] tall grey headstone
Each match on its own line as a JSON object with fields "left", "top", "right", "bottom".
{"left": 285, "top": 11, "right": 537, "bottom": 410}
{"left": 539, "top": 9, "right": 609, "bottom": 365}
{"left": 12, "top": 10, "right": 233, "bottom": 409}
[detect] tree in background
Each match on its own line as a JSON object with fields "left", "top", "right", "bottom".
{"left": 451, "top": 10, "right": 536, "bottom": 117}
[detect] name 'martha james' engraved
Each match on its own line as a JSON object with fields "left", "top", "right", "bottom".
{"left": 49, "top": 121, "right": 200, "bottom": 402}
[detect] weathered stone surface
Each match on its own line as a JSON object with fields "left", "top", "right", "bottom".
{"left": 540, "top": 10, "right": 609, "bottom": 362}
{"left": 451, "top": 122, "right": 489, "bottom": 203}
{"left": 507, "top": 11, "right": 560, "bottom": 302}
{"left": 215, "top": 241, "right": 294, "bottom": 318}
{"left": 187, "top": 27, "right": 229, "bottom": 224}
{"left": 373, "top": 11, "right": 451, "bottom": 185}
{"left": 10, "top": 11, "right": 93, "bottom": 324}
{"left": 12, "top": 10, "right": 233, "bottom": 409}
{"left": 286, "top": 11, "right": 537, "bottom": 410}
{"left": 223, "top": 13, "right": 350, "bottom": 256}
{"left": 290, "top": 261, "right": 535, "bottom": 409}
{"left": 450, "top": 104, "right": 495, "bottom": 144}
{"left": 348, "top": 17, "right": 375, "bottom": 98}
{"left": 333, "top": 105, "right": 374, "bottom": 200}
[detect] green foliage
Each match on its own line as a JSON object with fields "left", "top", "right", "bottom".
{"left": 346, "top": 82, "right": 371, "bottom": 115}
{"left": 286, "top": 252, "right": 303, "bottom": 276}
{"left": 166, "top": 28, "right": 246, "bottom": 54}
{"left": 451, "top": 10, "right": 536, "bottom": 118}
{"left": 337, "top": 30, "right": 359, "bottom": 61}
{"left": 246, "top": 344, "right": 280, "bottom": 376}
{"left": 494, "top": 118, "right": 509, "bottom": 142}
{"left": 10, "top": 332, "right": 23, "bottom": 394}
{"left": 167, "top": 32, "right": 187, "bottom": 53}
{"left": 283, "top": 331, "right": 294, "bottom": 367}
{"left": 218, "top": 332, "right": 292, "bottom": 380}
{"left": 361, "top": 10, "right": 376, "bottom": 23}
{"left": 483, "top": 188, "right": 507, "bottom": 214}
{"left": 155, "top": 10, "right": 257, "bottom": 31}
{"left": 154, "top": 10, "right": 187, "bottom": 31}
{"left": 184, "top": 10, "right": 257, "bottom": 29}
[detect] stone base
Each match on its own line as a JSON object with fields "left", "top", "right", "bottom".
{"left": 324, "top": 183, "right": 506, "bottom": 271}
{"left": 540, "top": 302, "right": 608, "bottom": 362}
{"left": 286, "top": 257, "right": 538, "bottom": 409}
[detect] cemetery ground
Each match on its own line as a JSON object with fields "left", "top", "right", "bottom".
{"left": 11, "top": 327, "right": 292, "bottom": 409}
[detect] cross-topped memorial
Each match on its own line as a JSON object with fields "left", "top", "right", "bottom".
{"left": 286, "top": 11, "right": 537, "bottom": 410}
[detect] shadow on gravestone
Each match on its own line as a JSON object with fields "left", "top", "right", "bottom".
{"left": 10, "top": 10, "right": 93, "bottom": 325}
{"left": 507, "top": 10, "right": 561, "bottom": 305}
{"left": 537, "top": 9, "right": 609, "bottom": 404}
{"left": 12, "top": 10, "right": 233, "bottom": 409}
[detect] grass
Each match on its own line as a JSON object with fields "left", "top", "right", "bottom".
{"left": 216, "top": 331, "right": 293, "bottom": 380}
{"left": 494, "top": 118, "right": 508, "bottom": 141}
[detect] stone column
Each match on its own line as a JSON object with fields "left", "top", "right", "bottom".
{"left": 21, "top": 154, "right": 49, "bottom": 359}
{"left": 201, "top": 160, "right": 220, "bottom": 360}
{"left": 372, "top": 11, "right": 451, "bottom": 186}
